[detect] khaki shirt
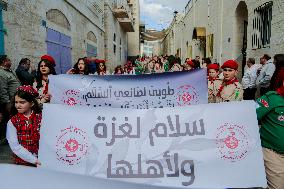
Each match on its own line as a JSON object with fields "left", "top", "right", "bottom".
{"left": 215, "top": 81, "right": 243, "bottom": 103}
{"left": 208, "top": 79, "right": 222, "bottom": 103}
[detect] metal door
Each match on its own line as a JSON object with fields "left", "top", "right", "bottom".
{"left": 46, "top": 28, "right": 72, "bottom": 74}
{"left": 0, "top": 3, "right": 6, "bottom": 55}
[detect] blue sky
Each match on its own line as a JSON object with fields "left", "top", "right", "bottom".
{"left": 140, "top": 0, "right": 189, "bottom": 31}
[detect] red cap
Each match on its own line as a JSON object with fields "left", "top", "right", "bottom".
{"left": 17, "top": 85, "right": 39, "bottom": 97}
{"left": 41, "top": 55, "right": 56, "bottom": 66}
{"left": 95, "top": 59, "right": 106, "bottom": 64}
{"left": 186, "top": 60, "right": 194, "bottom": 67}
{"left": 221, "top": 60, "right": 238, "bottom": 70}
{"left": 207, "top": 63, "right": 219, "bottom": 70}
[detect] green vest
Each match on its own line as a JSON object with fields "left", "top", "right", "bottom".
{"left": 256, "top": 91, "right": 284, "bottom": 153}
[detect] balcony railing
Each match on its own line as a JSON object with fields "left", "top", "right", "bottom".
{"left": 113, "top": 6, "right": 129, "bottom": 18}
{"left": 113, "top": 0, "right": 131, "bottom": 18}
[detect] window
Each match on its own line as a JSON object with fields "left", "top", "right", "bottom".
{"left": 87, "top": 31, "right": 97, "bottom": 43}
{"left": 46, "top": 9, "right": 70, "bottom": 30}
{"left": 113, "top": 33, "right": 116, "bottom": 54}
{"left": 252, "top": 1, "right": 273, "bottom": 49}
{"left": 114, "top": 44, "right": 116, "bottom": 54}
{"left": 113, "top": 33, "right": 116, "bottom": 42}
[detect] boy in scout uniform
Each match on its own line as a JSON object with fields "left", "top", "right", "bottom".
{"left": 207, "top": 63, "right": 221, "bottom": 103}
{"left": 215, "top": 60, "right": 243, "bottom": 102}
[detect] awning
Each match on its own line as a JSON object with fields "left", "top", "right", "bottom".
{"left": 140, "top": 31, "right": 166, "bottom": 41}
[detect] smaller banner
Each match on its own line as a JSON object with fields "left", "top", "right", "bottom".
{"left": 49, "top": 69, "right": 208, "bottom": 109}
{"left": 39, "top": 101, "right": 267, "bottom": 188}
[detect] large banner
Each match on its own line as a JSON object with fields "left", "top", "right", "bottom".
{"left": 0, "top": 164, "right": 221, "bottom": 189}
{"left": 39, "top": 101, "right": 267, "bottom": 188}
{"left": 49, "top": 70, "right": 208, "bottom": 108}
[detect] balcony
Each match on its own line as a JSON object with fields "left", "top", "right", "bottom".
{"left": 113, "top": 6, "right": 129, "bottom": 18}
{"left": 118, "top": 17, "right": 134, "bottom": 32}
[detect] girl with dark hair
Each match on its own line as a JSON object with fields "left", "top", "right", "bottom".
{"left": 67, "top": 58, "right": 89, "bottom": 75}
{"left": 96, "top": 61, "right": 109, "bottom": 75}
{"left": 154, "top": 60, "right": 163, "bottom": 73}
{"left": 33, "top": 58, "right": 56, "bottom": 105}
{"left": 6, "top": 85, "right": 42, "bottom": 167}
{"left": 114, "top": 65, "right": 124, "bottom": 75}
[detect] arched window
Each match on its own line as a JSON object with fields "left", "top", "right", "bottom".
{"left": 46, "top": 9, "right": 71, "bottom": 30}
{"left": 87, "top": 31, "right": 97, "bottom": 44}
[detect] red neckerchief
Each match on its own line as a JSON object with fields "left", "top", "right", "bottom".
{"left": 276, "top": 86, "right": 284, "bottom": 97}
{"left": 217, "top": 77, "right": 238, "bottom": 97}
{"left": 208, "top": 76, "right": 217, "bottom": 82}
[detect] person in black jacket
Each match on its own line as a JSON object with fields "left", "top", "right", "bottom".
{"left": 16, "top": 58, "right": 36, "bottom": 85}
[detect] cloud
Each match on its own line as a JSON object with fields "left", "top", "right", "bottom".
{"left": 140, "top": 0, "right": 188, "bottom": 30}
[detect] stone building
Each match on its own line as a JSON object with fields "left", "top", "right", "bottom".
{"left": 127, "top": 0, "right": 140, "bottom": 60}
{"left": 0, "top": 0, "right": 139, "bottom": 73}
{"left": 161, "top": 0, "right": 284, "bottom": 75}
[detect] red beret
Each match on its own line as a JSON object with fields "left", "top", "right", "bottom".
{"left": 221, "top": 60, "right": 238, "bottom": 70}
{"left": 207, "top": 63, "right": 219, "bottom": 70}
{"left": 95, "top": 59, "right": 106, "bottom": 64}
{"left": 41, "top": 55, "right": 56, "bottom": 66}
{"left": 186, "top": 60, "right": 194, "bottom": 67}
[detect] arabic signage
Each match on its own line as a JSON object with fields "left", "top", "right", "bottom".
{"left": 39, "top": 101, "right": 267, "bottom": 188}
{"left": 49, "top": 70, "right": 208, "bottom": 109}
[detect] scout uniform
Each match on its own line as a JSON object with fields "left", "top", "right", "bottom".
{"left": 256, "top": 86, "right": 284, "bottom": 189}
{"left": 257, "top": 91, "right": 284, "bottom": 153}
{"left": 207, "top": 63, "right": 221, "bottom": 103}
{"left": 215, "top": 60, "right": 243, "bottom": 103}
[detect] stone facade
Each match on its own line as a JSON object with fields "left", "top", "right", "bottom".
{"left": 104, "top": 0, "right": 128, "bottom": 72}
{"left": 162, "top": 0, "right": 284, "bottom": 75}
{"left": 2, "top": 0, "right": 139, "bottom": 72}
{"left": 127, "top": 0, "right": 140, "bottom": 59}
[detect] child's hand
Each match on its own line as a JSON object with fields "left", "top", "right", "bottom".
{"left": 35, "top": 159, "right": 41, "bottom": 167}
{"left": 43, "top": 94, "right": 52, "bottom": 102}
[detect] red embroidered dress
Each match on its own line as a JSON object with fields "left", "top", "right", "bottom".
{"left": 10, "top": 112, "right": 42, "bottom": 165}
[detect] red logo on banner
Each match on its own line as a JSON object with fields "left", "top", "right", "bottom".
{"left": 176, "top": 85, "right": 199, "bottom": 106}
{"left": 216, "top": 123, "right": 250, "bottom": 162}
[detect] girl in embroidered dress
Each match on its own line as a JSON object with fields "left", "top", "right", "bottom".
{"left": 6, "top": 85, "right": 42, "bottom": 166}
{"left": 33, "top": 55, "right": 56, "bottom": 105}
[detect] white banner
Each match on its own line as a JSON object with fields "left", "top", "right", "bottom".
{"left": 2, "top": 164, "right": 214, "bottom": 189}
{"left": 39, "top": 101, "right": 267, "bottom": 188}
{"left": 49, "top": 70, "right": 208, "bottom": 109}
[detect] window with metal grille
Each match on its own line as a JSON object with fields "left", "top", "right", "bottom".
{"left": 252, "top": 1, "right": 273, "bottom": 49}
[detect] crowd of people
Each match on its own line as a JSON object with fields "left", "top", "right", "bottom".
{"left": 0, "top": 53, "right": 283, "bottom": 189}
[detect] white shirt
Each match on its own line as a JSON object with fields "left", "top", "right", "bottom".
{"left": 6, "top": 120, "right": 38, "bottom": 164}
{"left": 242, "top": 64, "right": 261, "bottom": 89}
{"left": 256, "top": 60, "right": 276, "bottom": 88}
